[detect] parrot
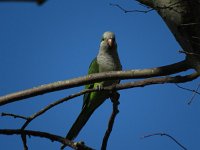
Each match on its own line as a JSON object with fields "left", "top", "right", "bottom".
{"left": 61, "top": 31, "right": 122, "bottom": 149}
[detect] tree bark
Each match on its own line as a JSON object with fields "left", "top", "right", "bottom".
{"left": 138, "top": 0, "right": 200, "bottom": 72}
{"left": 0, "top": 60, "right": 191, "bottom": 106}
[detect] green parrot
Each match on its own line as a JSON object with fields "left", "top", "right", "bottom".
{"left": 61, "top": 31, "right": 122, "bottom": 148}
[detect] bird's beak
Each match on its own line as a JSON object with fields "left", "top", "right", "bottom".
{"left": 108, "top": 38, "right": 114, "bottom": 48}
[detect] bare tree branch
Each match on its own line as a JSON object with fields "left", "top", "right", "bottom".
{"left": 1, "top": 113, "right": 28, "bottom": 120}
{"left": 188, "top": 83, "right": 200, "bottom": 105}
{"left": 1, "top": 72, "right": 198, "bottom": 149}
{"left": 175, "top": 83, "right": 200, "bottom": 105}
{"left": 0, "top": 1, "right": 199, "bottom": 150}
{"left": 101, "top": 92, "right": 120, "bottom": 150}
{"left": 20, "top": 90, "right": 92, "bottom": 130}
{"left": 0, "top": 60, "right": 192, "bottom": 106}
{"left": 115, "top": 72, "right": 199, "bottom": 91}
{"left": 21, "top": 133, "right": 28, "bottom": 150}
{"left": 110, "top": 3, "right": 154, "bottom": 13}
{"left": 0, "top": 129, "right": 93, "bottom": 150}
{"left": 141, "top": 132, "right": 187, "bottom": 150}
{"left": 1, "top": 72, "right": 198, "bottom": 131}
{"left": 175, "top": 84, "right": 200, "bottom": 95}
{"left": 2, "top": 72, "right": 198, "bottom": 127}
{"left": 112, "top": 1, "right": 184, "bottom": 14}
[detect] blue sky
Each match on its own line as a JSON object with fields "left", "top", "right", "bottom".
{"left": 0, "top": 0, "right": 200, "bottom": 150}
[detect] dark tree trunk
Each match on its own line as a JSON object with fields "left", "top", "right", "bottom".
{"left": 138, "top": 0, "right": 200, "bottom": 72}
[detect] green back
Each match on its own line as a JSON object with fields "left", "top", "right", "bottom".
{"left": 83, "top": 57, "right": 99, "bottom": 108}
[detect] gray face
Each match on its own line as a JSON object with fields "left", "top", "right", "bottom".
{"left": 97, "top": 31, "right": 121, "bottom": 72}
{"left": 102, "top": 31, "right": 115, "bottom": 40}
{"left": 100, "top": 31, "right": 117, "bottom": 51}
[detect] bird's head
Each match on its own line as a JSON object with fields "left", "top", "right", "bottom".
{"left": 100, "top": 31, "right": 117, "bottom": 51}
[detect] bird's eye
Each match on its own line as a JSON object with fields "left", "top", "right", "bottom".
{"left": 101, "top": 37, "right": 105, "bottom": 41}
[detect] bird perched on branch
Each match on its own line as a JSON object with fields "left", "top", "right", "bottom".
{"left": 61, "top": 31, "right": 122, "bottom": 149}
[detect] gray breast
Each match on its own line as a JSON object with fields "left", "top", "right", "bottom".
{"left": 97, "top": 53, "right": 121, "bottom": 72}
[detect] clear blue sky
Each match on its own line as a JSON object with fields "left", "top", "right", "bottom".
{"left": 0, "top": 0, "right": 200, "bottom": 150}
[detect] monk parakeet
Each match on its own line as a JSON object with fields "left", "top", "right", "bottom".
{"left": 62, "top": 31, "right": 122, "bottom": 148}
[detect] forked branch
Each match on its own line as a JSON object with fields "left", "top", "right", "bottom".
{"left": 142, "top": 132, "right": 187, "bottom": 150}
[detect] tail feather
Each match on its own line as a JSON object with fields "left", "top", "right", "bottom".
{"left": 66, "top": 107, "right": 94, "bottom": 140}
{"left": 61, "top": 92, "right": 108, "bottom": 149}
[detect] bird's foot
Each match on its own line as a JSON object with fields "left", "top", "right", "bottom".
{"left": 95, "top": 83, "right": 103, "bottom": 91}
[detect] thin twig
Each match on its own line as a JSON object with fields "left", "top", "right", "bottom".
{"left": 109, "top": 3, "right": 154, "bottom": 13}
{"left": 101, "top": 92, "right": 120, "bottom": 150}
{"left": 111, "top": 0, "right": 183, "bottom": 14}
{"left": 21, "top": 89, "right": 95, "bottom": 130}
{"left": 1, "top": 113, "right": 28, "bottom": 120}
{"left": 141, "top": 132, "right": 187, "bottom": 150}
{"left": 175, "top": 84, "right": 200, "bottom": 95}
{"left": 188, "top": 83, "right": 200, "bottom": 105}
{"left": 1, "top": 89, "right": 96, "bottom": 130}
{"left": 19, "top": 88, "right": 97, "bottom": 149}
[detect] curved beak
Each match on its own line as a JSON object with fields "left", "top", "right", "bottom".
{"left": 108, "top": 38, "right": 114, "bottom": 48}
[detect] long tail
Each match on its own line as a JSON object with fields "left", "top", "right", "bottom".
{"left": 60, "top": 107, "right": 95, "bottom": 149}
{"left": 66, "top": 107, "right": 94, "bottom": 140}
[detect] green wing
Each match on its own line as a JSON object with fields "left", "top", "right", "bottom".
{"left": 88, "top": 57, "right": 99, "bottom": 75}
{"left": 83, "top": 57, "right": 99, "bottom": 108}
